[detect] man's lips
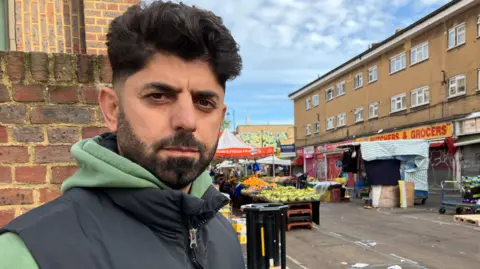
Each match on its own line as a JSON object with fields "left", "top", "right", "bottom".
{"left": 163, "top": 147, "right": 199, "bottom": 153}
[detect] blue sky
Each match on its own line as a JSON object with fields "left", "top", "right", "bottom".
{"left": 145, "top": 0, "right": 450, "bottom": 125}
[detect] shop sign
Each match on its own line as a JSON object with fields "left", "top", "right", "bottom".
{"left": 304, "top": 146, "right": 315, "bottom": 159}
{"left": 326, "top": 140, "right": 353, "bottom": 151}
{"left": 296, "top": 148, "right": 304, "bottom": 157}
{"left": 280, "top": 144, "right": 296, "bottom": 158}
{"left": 459, "top": 118, "right": 480, "bottom": 136}
{"left": 315, "top": 144, "right": 326, "bottom": 153}
{"left": 366, "top": 122, "right": 453, "bottom": 141}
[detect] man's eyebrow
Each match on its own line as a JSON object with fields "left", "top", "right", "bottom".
{"left": 141, "top": 82, "right": 181, "bottom": 93}
{"left": 191, "top": 89, "right": 220, "bottom": 100}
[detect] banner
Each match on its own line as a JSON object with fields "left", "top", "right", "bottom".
{"left": 361, "top": 122, "right": 453, "bottom": 142}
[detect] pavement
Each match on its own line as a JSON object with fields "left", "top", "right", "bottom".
{"left": 283, "top": 193, "right": 480, "bottom": 269}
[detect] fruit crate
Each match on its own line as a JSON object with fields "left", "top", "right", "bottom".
{"left": 286, "top": 202, "right": 313, "bottom": 231}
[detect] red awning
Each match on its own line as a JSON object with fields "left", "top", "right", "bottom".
{"left": 429, "top": 141, "right": 445, "bottom": 148}
{"left": 294, "top": 156, "right": 304, "bottom": 166}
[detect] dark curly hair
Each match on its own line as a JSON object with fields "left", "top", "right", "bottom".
{"left": 106, "top": 1, "right": 242, "bottom": 90}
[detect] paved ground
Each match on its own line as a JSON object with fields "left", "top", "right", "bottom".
{"left": 284, "top": 193, "right": 480, "bottom": 269}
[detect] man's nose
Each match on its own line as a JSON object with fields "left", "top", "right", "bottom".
{"left": 171, "top": 95, "right": 197, "bottom": 132}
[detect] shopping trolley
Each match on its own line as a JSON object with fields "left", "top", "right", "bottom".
{"left": 439, "top": 180, "right": 480, "bottom": 214}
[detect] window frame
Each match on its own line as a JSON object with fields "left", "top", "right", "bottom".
{"left": 411, "top": 86, "right": 430, "bottom": 108}
{"left": 448, "top": 74, "right": 467, "bottom": 98}
{"left": 354, "top": 107, "right": 364, "bottom": 123}
{"left": 368, "top": 65, "right": 378, "bottom": 83}
{"left": 313, "top": 94, "right": 319, "bottom": 107}
{"left": 305, "top": 98, "right": 311, "bottom": 110}
{"left": 390, "top": 52, "right": 406, "bottom": 75}
{"left": 448, "top": 23, "right": 466, "bottom": 50}
{"left": 326, "top": 117, "right": 335, "bottom": 130}
{"left": 336, "top": 81, "right": 346, "bottom": 97}
{"left": 410, "top": 41, "right": 429, "bottom": 66}
{"left": 477, "top": 69, "right": 480, "bottom": 91}
{"left": 306, "top": 124, "right": 312, "bottom": 136}
{"left": 353, "top": 73, "right": 363, "bottom": 90}
{"left": 0, "top": 0, "right": 9, "bottom": 51}
{"left": 325, "top": 88, "right": 334, "bottom": 101}
{"left": 390, "top": 93, "right": 407, "bottom": 113}
{"left": 369, "top": 102, "right": 379, "bottom": 119}
{"left": 477, "top": 15, "right": 480, "bottom": 38}
{"left": 337, "top": 113, "right": 346, "bottom": 127}
{"left": 314, "top": 121, "right": 320, "bottom": 134}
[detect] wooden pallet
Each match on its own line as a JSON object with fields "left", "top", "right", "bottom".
{"left": 454, "top": 214, "right": 480, "bottom": 226}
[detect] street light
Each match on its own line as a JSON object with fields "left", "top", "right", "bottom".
{"left": 226, "top": 108, "right": 236, "bottom": 133}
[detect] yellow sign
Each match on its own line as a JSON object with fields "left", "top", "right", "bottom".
{"left": 356, "top": 122, "right": 453, "bottom": 142}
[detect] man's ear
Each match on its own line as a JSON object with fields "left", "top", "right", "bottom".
{"left": 98, "top": 87, "right": 120, "bottom": 132}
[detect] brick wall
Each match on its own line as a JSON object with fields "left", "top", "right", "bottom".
{"left": 0, "top": 51, "right": 112, "bottom": 226}
{"left": 84, "top": 0, "right": 140, "bottom": 54}
{"left": 13, "top": 0, "right": 140, "bottom": 54}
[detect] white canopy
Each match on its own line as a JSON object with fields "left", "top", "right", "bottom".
{"left": 256, "top": 155, "right": 291, "bottom": 166}
{"left": 217, "top": 129, "right": 252, "bottom": 150}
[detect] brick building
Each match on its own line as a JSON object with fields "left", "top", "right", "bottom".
{"left": 288, "top": 0, "right": 480, "bottom": 183}
{"left": 0, "top": 0, "right": 140, "bottom": 54}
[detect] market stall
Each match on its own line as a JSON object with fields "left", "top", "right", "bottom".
{"left": 339, "top": 140, "right": 430, "bottom": 208}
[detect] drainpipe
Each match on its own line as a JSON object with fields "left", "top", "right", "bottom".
{"left": 7, "top": 0, "right": 16, "bottom": 50}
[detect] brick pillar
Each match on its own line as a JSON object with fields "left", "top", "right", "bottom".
{"left": 0, "top": 51, "right": 112, "bottom": 226}
{"left": 83, "top": 0, "right": 141, "bottom": 55}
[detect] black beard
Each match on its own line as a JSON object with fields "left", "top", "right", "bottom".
{"left": 116, "top": 109, "right": 218, "bottom": 189}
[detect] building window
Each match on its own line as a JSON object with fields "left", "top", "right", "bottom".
{"left": 355, "top": 107, "right": 363, "bottom": 123}
{"left": 326, "top": 88, "right": 334, "bottom": 101}
{"left": 306, "top": 124, "right": 312, "bottom": 136}
{"left": 313, "top": 94, "right": 319, "bottom": 107}
{"left": 337, "top": 113, "right": 346, "bottom": 127}
{"left": 477, "top": 15, "right": 480, "bottom": 37}
{"left": 305, "top": 98, "right": 311, "bottom": 110}
{"left": 314, "top": 122, "right": 320, "bottom": 133}
{"left": 448, "top": 74, "right": 466, "bottom": 98}
{"left": 411, "top": 86, "right": 429, "bottom": 108}
{"left": 354, "top": 73, "right": 363, "bottom": 89}
{"left": 369, "top": 102, "right": 378, "bottom": 119}
{"left": 336, "top": 81, "right": 346, "bottom": 96}
{"left": 448, "top": 23, "right": 466, "bottom": 50}
{"left": 410, "top": 42, "right": 429, "bottom": 65}
{"left": 368, "top": 65, "right": 378, "bottom": 83}
{"left": 326, "top": 117, "right": 335, "bottom": 130}
{"left": 391, "top": 93, "right": 407, "bottom": 113}
{"left": 478, "top": 69, "right": 480, "bottom": 91}
{"left": 0, "top": 0, "right": 8, "bottom": 51}
{"left": 390, "top": 52, "right": 406, "bottom": 74}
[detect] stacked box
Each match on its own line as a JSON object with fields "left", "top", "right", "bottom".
{"left": 231, "top": 218, "right": 247, "bottom": 244}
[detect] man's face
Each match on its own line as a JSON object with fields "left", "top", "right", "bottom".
{"left": 100, "top": 53, "right": 226, "bottom": 190}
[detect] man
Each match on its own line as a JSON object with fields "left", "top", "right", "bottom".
{"left": 0, "top": 1, "right": 244, "bottom": 269}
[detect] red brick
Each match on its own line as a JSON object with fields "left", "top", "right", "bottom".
{"left": 76, "top": 54, "right": 94, "bottom": 83}
{"left": 82, "top": 126, "right": 109, "bottom": 139}
{"left": 18, "top": 207, "right": 33, "bottom": 215}
{"left": 49, "top": 86, "right": 79, "bottom": 104}
{"left": 99, "top": 56, "right": 112, "bottom": 83}
{"left": 6, "top": 51, "right": 25, "bottom": 82}
{"left": 51, "top": 166, "right": 78, "bottom": 184}
{"left": 81, "top": 86, "right": 98, "bottom": 104}
{"left": 0, "top": 126, "right": 7, "bottom": 143}
{"left": 30, "top": 52, "right": 49, "bottom": 82}
{"left": 15, "top": 166, "right": 47, "bottom": 184}
{"left": 34, "top": 145, "right": 73, "bottom": 163}
{"left": 0, "top": 146, "right": 29, "bottom": 163}
{"left": 47, "top": 126, "right": 79, "bottom": 143}
{"left": 13, "top": 84, "right": 45, "bottom": 102}
{"left": 30, "top": 106, "right": 93, "bottom": 124}
{"left": 107, "top": 4, "right": 118, "bottom": 10}
{"left": 0, "top": 104, "right": 26, "bottom": 124}
{"left": 13, "top": 126, "right": 44, "bottom": 142}
{"left": 0, "top": 84, "right": 10, "bottom": 102}
{"left": 0, "top": 209, "right": 15, "bottom": 227}
{"left": 0, "top": 188, "right": 34, "bottom": 205}
{"left": 0, "top": 166, "right": 12, "bottom": 183}
{"left": 85, "top": 17, "right": 95, "bottom": 25}
{"left": 38, "top": 186, "right": 61, "bottom": 203}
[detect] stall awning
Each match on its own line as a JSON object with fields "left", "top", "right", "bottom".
{"left": 429, "top": 141, "right": 445, "bottom": 148}
{"left": 454, "top": 134, "right": 480, "bottom": 147}
{"left": 294, "top": 156, "right": 304, "bottom": 166}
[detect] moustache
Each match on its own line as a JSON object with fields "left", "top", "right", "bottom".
{"left": 152, "top": 132, "right": 207, "bottom": 154}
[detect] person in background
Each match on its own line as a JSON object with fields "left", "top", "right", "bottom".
{"left": 0, "top": 1, "right": 244, "bottom": 269}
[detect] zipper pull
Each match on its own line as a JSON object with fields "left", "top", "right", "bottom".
{"left": 189, "top": 228, "right": 198, "bottom": 249}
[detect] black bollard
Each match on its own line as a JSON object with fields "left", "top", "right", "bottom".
{"left": 242, "top": 203, "right": 289, "bottom": 269}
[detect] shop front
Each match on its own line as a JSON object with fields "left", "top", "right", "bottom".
{"left": 303, "top": 146, "right": 315, "bottom": 177}
{"left": 316, "top": 141, "right": 353, "bottom": 182}
{"left": 454, "top": 115, "right": 480, "bottom": 179}
{"left": 356, "top": 122, "right": 454, "bottom": 189}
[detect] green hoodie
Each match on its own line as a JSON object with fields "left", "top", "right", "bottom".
{"left": 0, "top": 136, "right": 213, "bottom": 269}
